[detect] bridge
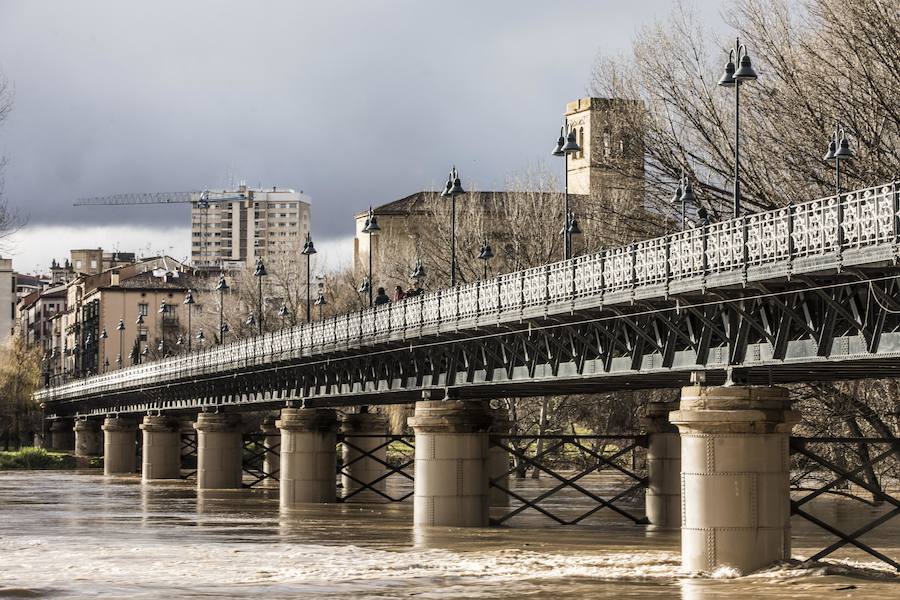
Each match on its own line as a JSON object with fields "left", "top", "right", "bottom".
{"left": 36, "top": 181, "right": 900, "bottom": 575}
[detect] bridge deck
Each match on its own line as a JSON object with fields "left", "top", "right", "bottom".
{"left": 37, "top": 182, "right": 900, "bottom": 417}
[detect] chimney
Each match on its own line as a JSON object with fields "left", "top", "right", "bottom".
{"left": 110, "top": 270, "right": 120, "bottom": 287}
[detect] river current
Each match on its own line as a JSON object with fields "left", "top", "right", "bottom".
{"left": 1, "top": 471, "right": 898, "bottom": 599}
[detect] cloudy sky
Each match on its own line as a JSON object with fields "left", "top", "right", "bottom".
{"left": 0, "top": 0, "right": 727, "bottom": 274}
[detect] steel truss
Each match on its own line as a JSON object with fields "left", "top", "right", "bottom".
{"left": 489, "top": 435, "right": 647, "bottom": 525}
{"left": 180, "top": 432, "right": 197, "bottom": 480}
{"left": 790, "top": 437, "right": 900, "bottom": 571}
{"left": 242, "top": 433, "right": 279, "bottom": 488}
{"left": 336, "top": 434, "right": 415, "bottom": 502}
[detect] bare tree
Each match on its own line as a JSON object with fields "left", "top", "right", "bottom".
{"left": 0, "top": 71, "right": 20, "bottom": 252}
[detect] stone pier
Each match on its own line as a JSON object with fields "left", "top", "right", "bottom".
{"left": 260, "top": 417, "right": 280, "bottom": 488}
{"left": 640, "top": 401, "right": 681, "bottom": 530}
{"left": 671, "top": 386, "right": 799, "bottom": 574}
{"left": 102, "top": 417, "right": 137, "bottom": 474}
{"left": 140, "top": 415, "right": 182, "bottom": 481}
{"left": 488, "top": 408, "right": 511, "bottom": 507}
{"left": 340, "top": 411, "right": 389, "bottom": 502}
{"left": 194, "top": 413, "right": 244, "bottom": 490}
{"left": 49, "top": 419, "right": 75, "bottom": 452}
{"left": 408, "top": 399, "right": 493, "bottom": 527}
{"left": 277, "top": 408, "right": 337, "bottom": 508}
{"left": 74, "top": 419, "right": 101, "bottom": 457}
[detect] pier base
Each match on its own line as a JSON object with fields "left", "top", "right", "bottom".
{"left": 49, "top": 419, "right": 75, "bottom": 452}
{"left": 277, "top": 408, "right": 337, "bottom": 507}
{"left": 408, "top": 400, "right": 493, "bottom": 527}
{"left": 194, "top": 413, "right": 243, "bottom": 490}
{"left": 340, "top": 411, "right": 389, "bottom": 502}
{"left": 102, "top": 417, "right": 137, "bottom": 474}
{"left": 140, "top": 415, "right": 181, "bottom": 481}
{"left": 74, "top": 419, "right": 101, "bottom": 457}
{"left": 641, "top": 401, "right": 680, "bottom": 530}
{"left": 671, "top": 386, "right": 799, "bottom": 574}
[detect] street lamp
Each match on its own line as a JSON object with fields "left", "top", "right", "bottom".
{"left": 477, "top": 239, "right": 494, "bottom": 280}
{"left": 565, "top": 211, "right": 582, "bottom": 256}
{"left": 671, "top": 171, "right": 697, "bottom": 231}
{"left": 183, "top": 290, "right": 195, "bottom": 351}
{"left": 215, "top": 274, "right": 229, "bottom": 345}
{"left": 718, "top": 37, "right": 758, "bottom": 219}
{"left": 278, "top": 305, "right": 290, "bottom": 326}
{"left": 410, "top": 259, "right": 426, "bottom": 282}
{"left": 116, "top": 319, "right": 125, "bottom": 369}
{"left": 552, "top": 124, "right": 581, "bottom": 259}
{"left": 824, "top": 124, "right": 855, "bottom": 195}
{"left": 301, "top": 233, "right": 317, "bottom": 323}
{"left": 196, "top": 330, "right": 205, "bottom": 348}
{"left": 246, "top": 313, "right": 256, "bottom": 329}
{"left": 440, "top": 166, "right": 465, "bottom": 286}
{"left": 157, "top": 338, "right": 165, "bottom": 356}
{"left": 361, "top": 207, "right": 380, "bottom": 306}
{"left": 135, "top": 313, "right": 145, "bottom": 364}
{"left": 254, "top": 258, "right": 267, "bottom": 335}
{"left": 98, "top": 328, "right": 108, "bottom": 373}
{"left": 314, "top": 292, "right": 328, "bottom": 321}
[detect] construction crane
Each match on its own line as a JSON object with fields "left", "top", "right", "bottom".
{"left": 74, "top": 189, "right": 251, "bottom": 267}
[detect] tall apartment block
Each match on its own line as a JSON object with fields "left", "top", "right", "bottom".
{"left": 0, "top": 257, "right": 15, "bottom": 345}
{"left": 191, "top": 184, "right": 312, "bottom": 270}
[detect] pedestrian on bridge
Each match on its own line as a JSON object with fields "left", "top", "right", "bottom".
{"left": 374, "top": 287, "right": 391, "bottom": 306}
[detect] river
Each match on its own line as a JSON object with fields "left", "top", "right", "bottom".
{"left": 0, "top": 471, "right": 898, "bottom": 598}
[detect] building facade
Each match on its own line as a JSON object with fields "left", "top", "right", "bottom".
{"left": 191, "top": 184, "right": 312, "bottom": 270}
{"left": 0, "top": 257, "right": 14, "bottom": 345}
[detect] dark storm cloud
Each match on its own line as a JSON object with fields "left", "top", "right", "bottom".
{"left": 0, "top": 0, "right": 726, "bottom": 238}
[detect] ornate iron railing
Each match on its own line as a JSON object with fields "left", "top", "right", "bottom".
{"left": 36, "top": 182, "right": 900, "bottom": 403}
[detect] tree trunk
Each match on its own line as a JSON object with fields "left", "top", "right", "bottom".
{"left": 531, "top": 396, "right": 549, "bottom": 480}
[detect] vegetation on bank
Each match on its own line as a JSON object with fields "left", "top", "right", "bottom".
{"left": 0, "top": 447, "right": 76, "bottom": 470}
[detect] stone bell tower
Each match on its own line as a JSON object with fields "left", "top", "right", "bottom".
{"left": 565, "top": 97, "right": 644, "bottom": 207}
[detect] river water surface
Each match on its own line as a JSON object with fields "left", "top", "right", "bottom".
{"left": 1, "top": 471, "right": 899, "bottom": 599}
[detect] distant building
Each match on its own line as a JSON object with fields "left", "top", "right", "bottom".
{"left": 0, "top": 258, "right": 14, "bottom": 345}
{"left": 18, "top": 283, "right": 66, "bottom": 355}
{"left": 13, "top": 273, "right": 46, "bottom": 297}
{"left": 69, "top": 248, "right": 136, "bottom": 276}
{"left": 353, "top": 97, "right": 646, "bottom": 286}
{"left": 191, "top": 184, "right": 311, "bottom": 270}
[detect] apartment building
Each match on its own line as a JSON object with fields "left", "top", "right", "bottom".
{"left": 191, "top": 184, "right": 311, "bottom": 270}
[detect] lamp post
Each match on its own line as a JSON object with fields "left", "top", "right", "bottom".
{"left": 157, "top": 338, "right": 165, "bottom": 357}
{"left": 183, "top": 290, "right": 195, "bottom": 352}
{"left": 215, "top": 274, "right": 229, "bottom": 345}
{"left": 246, "top": 313, "right": 256, "bottom": 330}
{"left": 301, "top": 233, "right": 317, "bottom": 322}
{"left": 552, "top": 124, "right": 581, "bottom": 260}
{"left": 135, "top": 313, "right": 145, "bottom": 364}
{"left": 278, "top": 305, "right": 290, "bottom": 326}
{"left": 440, "top": 166, "right": 465, "bottom": 286}
{"left": 116, "top": 318, "right": 125, "bottom": 369}
{"left": 314, "top": 292, "right": 327, "bottom": 321}
{"left": 477, "top": 239, "right": 494, "bottom": 280}
{"left": 718, "top": 37, "right": 758, "bottom": 218}
{"left": 83, "top": 332, "right": 93, "bottom": 375}
{"left": 196, "top": 330, "right": 205, "bottom": 349}
{"left": 254, "top": 258, "right": 267, "bottom": 334}
{"left": 824, "top": 124, "right": 855, "bottom": 195}
{"left": 361, "top": 207, "right": 380, "bottom": 306}
{"left": 98, "top": 328, "right": 108, "bottom": 373}
{"left": 671, "top": 171, "right": 697, "bottom": 230}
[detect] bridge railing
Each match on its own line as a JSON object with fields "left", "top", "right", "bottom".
{"left": 36, "top": 181, "right": 899, "bottom": 402}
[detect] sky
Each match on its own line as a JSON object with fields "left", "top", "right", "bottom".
{"left": 0, "top": 0, "right": 728, "bottom": 274}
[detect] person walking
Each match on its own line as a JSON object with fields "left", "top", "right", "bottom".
{"left": 394, "top": 285, "right": 407, "bottom": 301}
{"left": 373, "top": 287, "right": 391, "bottom": 306}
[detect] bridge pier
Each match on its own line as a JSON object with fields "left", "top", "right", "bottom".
{"left": 74, "top": 419, "right": 102, "bottom": 457}
{"left": 408, "top": 399, "right": 493, "bottom": 527}
{"left": 641, "top": 401, "right": 680, "bottom": 530}
{"left": 140, "top": 415, "right": 182, "bottom": 481}
{"left": 101, "top": 417, "right": 137, "bottom": 474}
{"left": 340, "top": 411, "right": 389, "bottom": 502}
{"left": 194, "top": 413, "right": 244, "bottom": 490}
{"left": 277, "top": 408, "right": 337, "bottom": 507}
{"left": 488, "top": 409, "right": 511, "bottom": 507}
{"left": 49, "top": 419, "right": 75, "bottom": 452}
{"left": 260, "top": 417, "right": 280, "bottom": 488}
{"left": 671, "top": 385, "right": 799, "bottom": 574}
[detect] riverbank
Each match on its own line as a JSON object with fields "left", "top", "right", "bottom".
{"left": 0, "top": 447, "right": 99, "bottom": 470}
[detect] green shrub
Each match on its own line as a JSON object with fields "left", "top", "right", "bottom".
{"left": 0, "top": 447, "right": 76, "bottom": 470}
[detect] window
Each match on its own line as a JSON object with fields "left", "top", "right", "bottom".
{"left": 578, "top": 127, "right": 584, "bottom": 159}
{"left": 75, "top": 260, "right": 82, "bottom": 269}
{"left": 138, "top": 303, "right": 148, "bottom": 316}
{"left": 90, "top": 260, "right": 98, "bottom": 269}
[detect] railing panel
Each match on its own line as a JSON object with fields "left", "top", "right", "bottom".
{"left": 573, "top": 253, "right": 603, "bottom": 298}
{"left": 522, "top": 266, "right": 547, "bottom": 307}
{"left": 634, "top": 237, "right": 667, "bottom": 285}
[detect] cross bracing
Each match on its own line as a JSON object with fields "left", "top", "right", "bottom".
{"left": 37, "top": 182, "right": 900, "bottom": 418}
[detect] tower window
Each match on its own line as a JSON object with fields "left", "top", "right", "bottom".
{"left": 578, "top": 127, "right": 585, "bottom": 159}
